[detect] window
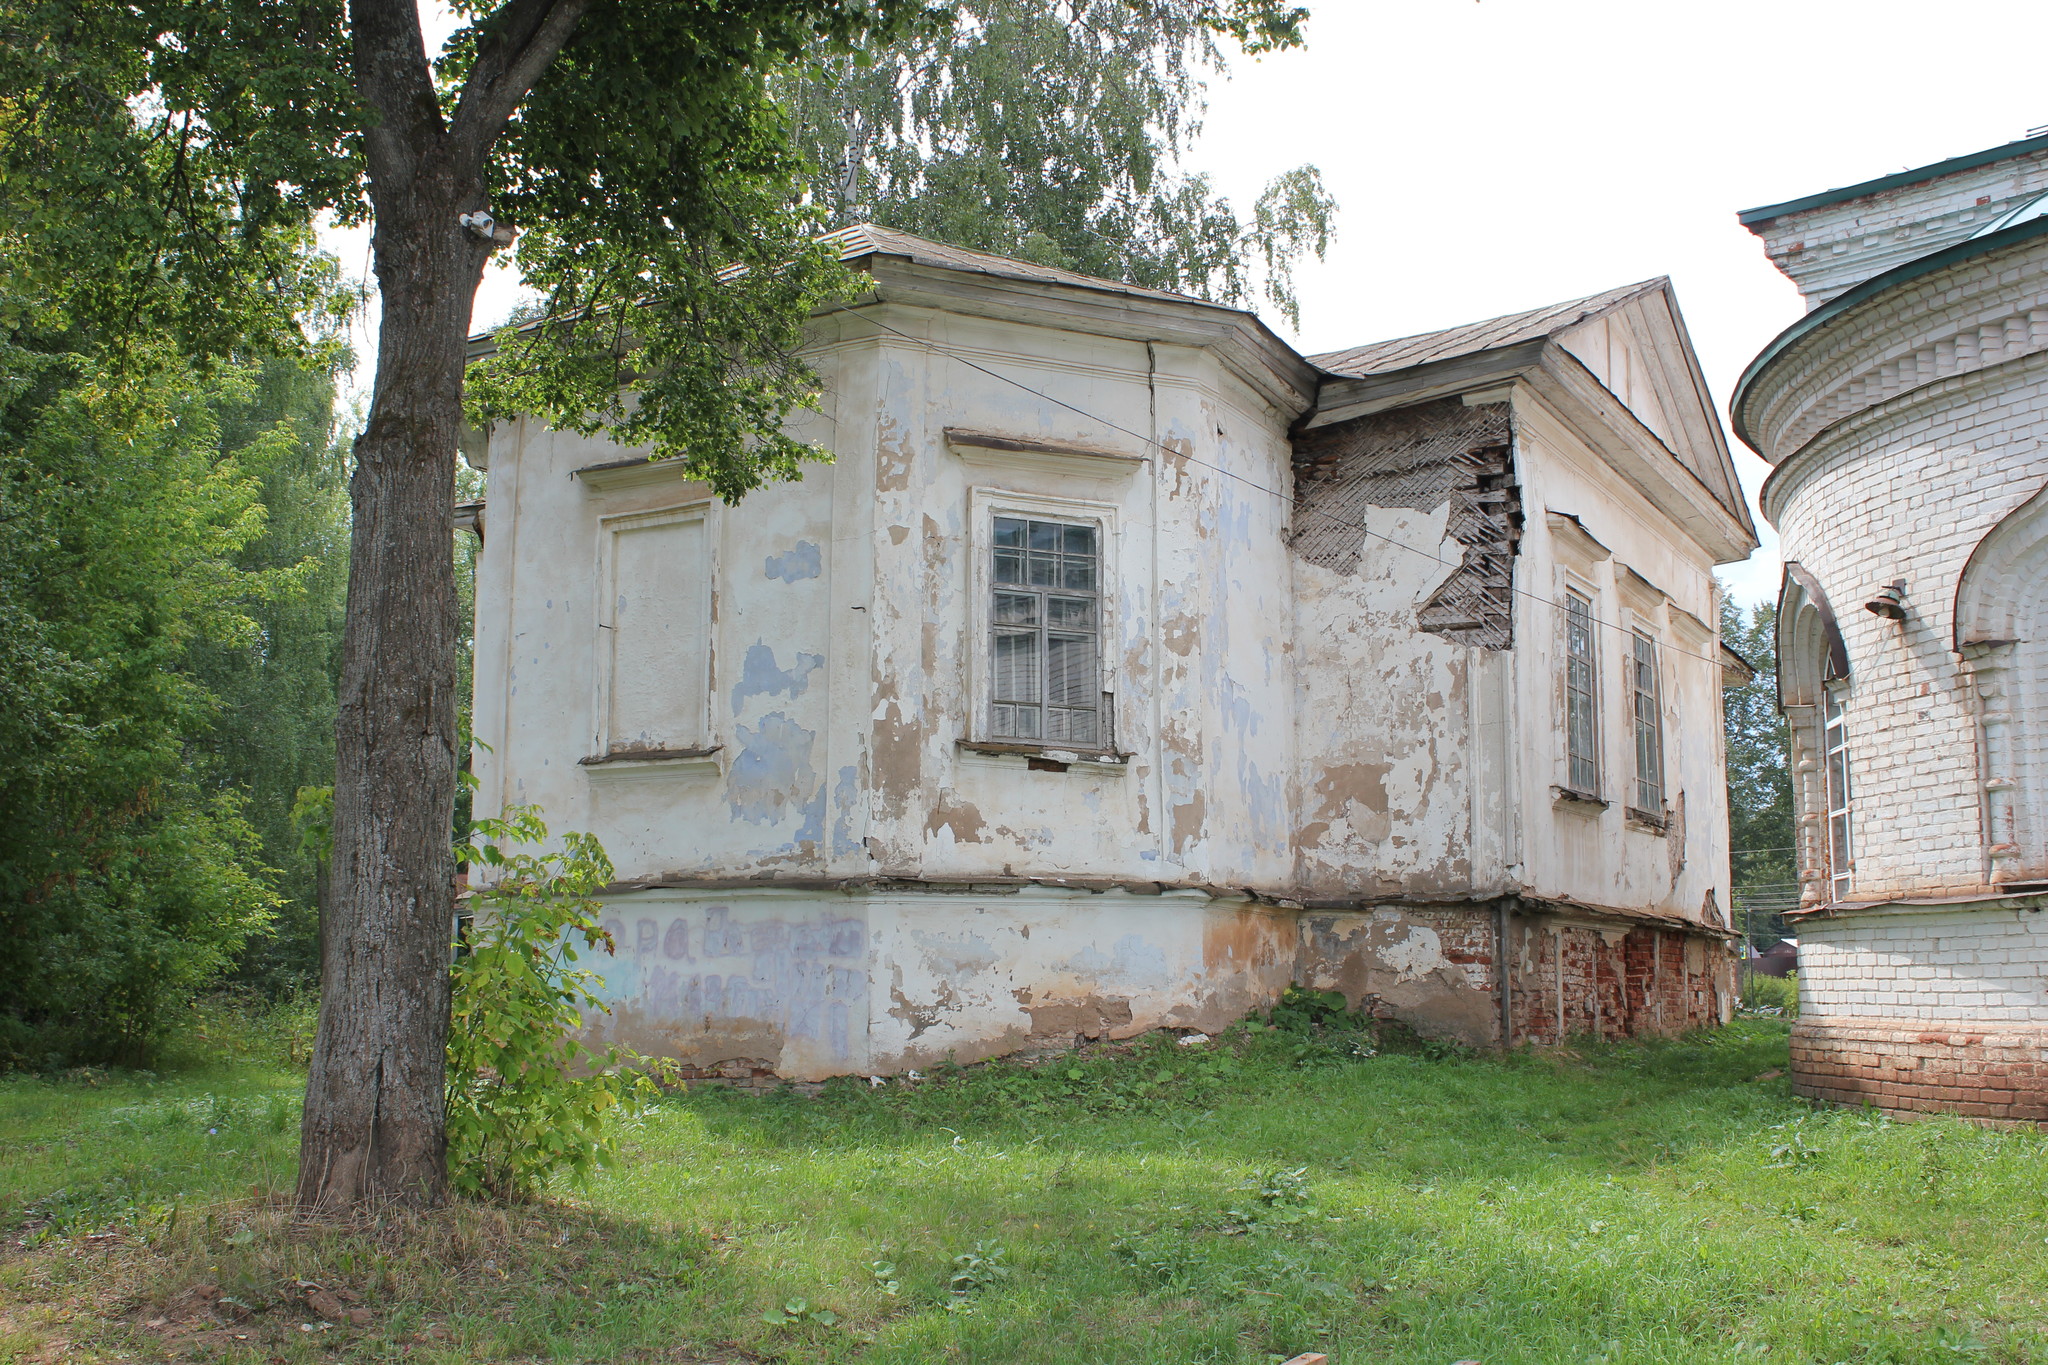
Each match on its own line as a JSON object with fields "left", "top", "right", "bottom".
{"left": 1824, "top": 693, "right": 1853, "bottom": 901}
{"left": 989, "top": 516, "right": 1102, "bottom": 746}
{"left": 594, "top": 505, "right": 711, "bottom": 757}
{"left": 1631, "top": 631, "right": 1664, "bottom": 815}
{"left": 1564, "top": 590, "right": 1599, "bottom": 793}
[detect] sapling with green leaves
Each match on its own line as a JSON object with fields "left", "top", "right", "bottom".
{"left": 445, "top": 806, "right": 663, "bottom": 1202}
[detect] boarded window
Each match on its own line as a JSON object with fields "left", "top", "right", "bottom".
{"left": 1564, "top": 591, "right": 1599, "bottom": 794}
{"left": 1631, "top": 631, "right": 1665, "bottom": 815}
{"left": 603, "top": 511, "right": 709, "bottom": 753}
{"left": 1824, "top": 693, "right": 1853, "bottom": 901}
{"left": 990, "top": 515, "right": 1101, "bottom": 745}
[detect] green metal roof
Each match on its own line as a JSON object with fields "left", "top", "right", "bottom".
{"left": 1737, "top": 133, "right": 2048, "bottom": 227}
{"left": 1730, "top": 211, "right": 2048, "bottom": 458}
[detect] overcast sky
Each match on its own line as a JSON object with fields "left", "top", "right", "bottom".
{"left": 338, "top": 0, "right": 2048, "bottom": 607}
{"left": 1192, "top": 0, "right": 2048, "bottom": 605}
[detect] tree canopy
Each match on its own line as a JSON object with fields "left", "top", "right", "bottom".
{"left": 1721, "top": 596, "right": 1795, "bottom": 941}
{"left": 1, "top": 0, "right": 1327, "bottom": 1205}
{"left": 785, "top": 0, "right": 1333, "bottom": 325}
{"left": 0, "top": 6, "right": 353, "bottom": 1062}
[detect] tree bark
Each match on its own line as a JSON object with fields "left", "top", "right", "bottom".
{"left": 296, "top": 178, "right": 490, "bottom": 1211}
{"left": 296, "top": 0, "right": 584, "bottom": 1212}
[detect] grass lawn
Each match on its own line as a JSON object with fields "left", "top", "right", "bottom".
{"left": 4, "top": 1017, "right": 2047, "bottom": 1364}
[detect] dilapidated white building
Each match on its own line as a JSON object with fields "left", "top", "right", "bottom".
{"left": 465, "top": 226, "right": 1757, "bottom": 1082}
{"left": 1736, "top": 133, "right": 2048, "bottom": 1124}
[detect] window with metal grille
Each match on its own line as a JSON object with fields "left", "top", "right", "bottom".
{"left": 1824, "top": 693, "right": 1853, "bottom": 901}
{"left": 990, "top": 516, "right": 1102, "bottom": 746}
{"left": 1631, "top": 631, "right": 1664, "bottom": 815}
{"left": 1564, "top": 591, "right": 1599, "bottom": 793}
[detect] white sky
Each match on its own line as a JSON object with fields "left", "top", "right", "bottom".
{"left": 333, "top": 0, "right": 2048, "bottom": 607}
{"left": 1194, "top": 0, "right": 2048, "bottom": 605}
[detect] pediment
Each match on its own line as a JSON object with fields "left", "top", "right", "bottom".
{"left": 1556, "top": 285, "right": 1750, "bottom": 532}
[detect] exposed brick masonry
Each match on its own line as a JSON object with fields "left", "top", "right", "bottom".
{"left": 1790, "top": 1017, "right": 2048, "bottom": 1124}
{"left": 1291, "top": 399, "right": 1523, "bottom": 650}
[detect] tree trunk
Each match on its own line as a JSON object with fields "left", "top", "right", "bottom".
{"left": 297, "top": 183, "right": 490, "bottom": 1210}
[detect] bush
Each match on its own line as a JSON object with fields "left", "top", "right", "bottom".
{"left": 445, "top": 807, "right": 665, "bottom": 1201}
{"left": 1743, "top": 970, "right": 1800, "bottom": 1016}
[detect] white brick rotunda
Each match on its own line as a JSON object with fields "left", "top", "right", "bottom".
{"left": 1735, "top": 132, "right": 2048, "bottom": 1124}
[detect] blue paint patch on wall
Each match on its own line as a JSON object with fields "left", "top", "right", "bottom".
{"left": 794, "top": 781, "right": 826, "bottom": 850}
{"left": 732, "top": 642, "right": 824, "bottom": 714}
{"left": 1111, "top": 932, "right": 1171, "bottom": 980}
{"left": 728, "top": 712, "right": 818, "bottom": 825}
{"left": 831, "top": 765, "right": 863, "bottom": 857}
{"left": 764, "top": 540, "right": 823, "bottom": 581}
{"left": 1236, "top": 751, "right": 1288, "bottom": 848}
{"left": 1219, "top": 676, "right": 1263, "bottom": 738}
{"left": 589, "top": 902, "right": 869, "bottom": 1065}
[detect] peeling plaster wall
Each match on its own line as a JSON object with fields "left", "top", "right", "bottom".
{"left": 469, "top": 363, "right": 866, "bottom": 882}
{"left": 1511, "top": 395, "right": 1733, "bottom": 927}
{"left": 1296, "top": 906, "right": 1731, "bottom": 1050}
{"left": 1287, "top": 397, "right": 1517, "bottom": 898}
{"left": 468, "top": 281, "right": 1739, "bottom": 1077}
{"left": 471, "top": 301, "right": 1303, "bottom": 893}
{"left": 1298, "top": 907, "right": 1503, "bottom": 1045}
{"left": 576, "top": 887, "right": 1298, "bottom": 1081}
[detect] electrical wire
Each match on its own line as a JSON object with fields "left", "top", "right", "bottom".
{"left": 836, "top": 299, "right": 1752, "bottom": 675}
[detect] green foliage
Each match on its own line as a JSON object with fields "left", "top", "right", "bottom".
{"left": 1722, "top": 597, "right": 1796, "bottom": 909}
{"left": 1248, "top": 983, "right": 1391, "bottom": 1067}
{"left": 188, "top": 360, "right": 351, "bottom": 994}
{"left": 0, "top": 0, "right": 355, "bottom": 369}
{"left": 445, "top": 807, "right": 661, "bottom": 1202}
{"left": 1261, "top": 984, "right": 1351, "bottom": 1032}
{"left": 1221, "top": 1166, "right": 1316, "bottom": 1233}
{"left": 761, "top": 1296, "right": 843, "bottom": 1328}
{"left": 0, "top": 347, "right": 298, "bottom": 1067}
{"left": 1742, "top": 971, "right": 1800, "bottom": 1017}
{"left": 17, "top": 1019, "right": 2048, "bottom": 1361}
{"left": 947, "top": 1240, "right": 1010, "bottom": 1300}
{"left": 1, "top": 0, "right": 354, "bottom": 1058}
{"left": 459, "top": 0, "right": 936, "bottom": 501}
{"left": 786, "top": 0, "right": 1335, "bottom": 325}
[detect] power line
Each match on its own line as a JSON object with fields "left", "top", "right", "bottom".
{"left": 839, "top": 301, "right": 1745, "bottom": 675}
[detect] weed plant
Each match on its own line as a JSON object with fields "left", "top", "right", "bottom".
{"left": 1743, "top": 971, "right": 1801, "bottom": 1016}
{"left": 4, "top": 1006, "right": 2047, "bottom": 1364}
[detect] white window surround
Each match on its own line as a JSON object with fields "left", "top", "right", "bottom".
{"left": 1560, "top": 580, "right": 1602, "bottom": 803}
{"left": 963, "top": 484, "right": 1127, "bottom": 764}
{"left": 586, "top": 499, "right": 718, "bottom": 768}
{"left": 1629, "top": 628, "right": 1666, "bottom": 820}
{"left": 1824, "top": 687, "right": 1854, "bottom": 902}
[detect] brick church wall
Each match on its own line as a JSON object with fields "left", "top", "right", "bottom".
{"left": 1789, "top": 1017, "right": 2048, "bottom": 1124}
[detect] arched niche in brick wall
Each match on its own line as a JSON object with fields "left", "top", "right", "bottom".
{"left": 1953, "top": 478, "right": 2048, "bottom": 884}
{"left": 1778, "top": 564, "right": 1850, "bottom": 905}
{"left": 1777, "top": 562, "right": 1849, "bottom": 708}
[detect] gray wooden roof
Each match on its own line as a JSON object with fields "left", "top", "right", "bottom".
{"left": 827, "top": 223, "right": 1233, "bottom": 311}
{"left": 1308, "top": 279, "right": 1668, "bottom": 378}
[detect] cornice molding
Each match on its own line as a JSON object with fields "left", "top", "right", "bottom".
{"left": 1759, "top": 346, "right": 2048, "bottom": 525}
{"left": 1733, "top": 214, "right": 2048, "bottom": 459}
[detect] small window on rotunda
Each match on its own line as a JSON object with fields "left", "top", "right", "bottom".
{"left": 1824, "top": 691, "right": 1854, "bottom": 902}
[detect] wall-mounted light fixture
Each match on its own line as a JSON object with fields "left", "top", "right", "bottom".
{"left": 1865, "top": 580, "right": 1907, "bottom": 620}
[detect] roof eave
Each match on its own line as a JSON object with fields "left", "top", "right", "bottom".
{"left": 1730, "top": 212, "right": 2048, "bottom": 459}
{"left": 1527, "top": 348, "right": 1758, "bottom": 565}
{"left": 1737, "top": 133, "right": 2048, "bottom": 228}
{"left": 852, "top": 256, "right": 1319, "bottom": 419}
{"left": 1299, "top": 340, "right": 1549, "bottom": 430}
{"left": 1302, "top": 338, "right": 1756, "bottom": 565}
